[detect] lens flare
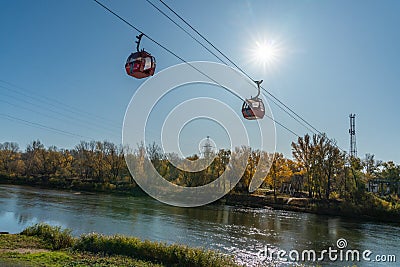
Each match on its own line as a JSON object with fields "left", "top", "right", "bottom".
{"left": 254, "top": 40, "right": 279, "bottom": 64}
{"left": 249, "top": 38, "right": 284, "bottom": 72}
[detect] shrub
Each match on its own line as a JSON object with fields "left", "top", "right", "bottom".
{"left": 74, "top": 233, "right": 238, "bottom": 267}
{"left": 19, "top": 224, "right": 239, "bottom": 266}
{"left": 20, "top": 223, "right": 74, "bottom": 250}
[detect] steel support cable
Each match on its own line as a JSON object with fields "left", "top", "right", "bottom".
{"left": 145, "top": 0, "right": 315, "bottom": 136}
{"left": 144, "top": 0, "right": 229, "bottom": 65}
{"left": 159, "top": 0, "right": 319, "bottom": 131}
{"left": 92, "top": 0, "right": 302, "bottom": 138}
{"left": 156, "top": 0, "right": 345, "bottom": 146}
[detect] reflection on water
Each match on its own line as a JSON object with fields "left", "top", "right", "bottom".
{"left": 0, "top": 185, "right": 399, "bottom": 266}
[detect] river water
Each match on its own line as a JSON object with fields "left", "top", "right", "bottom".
{"left": 0, "top": 184, "right": 398, "bottom": 266}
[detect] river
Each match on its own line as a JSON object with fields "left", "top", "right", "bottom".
{"left": 0, "top": 184, "right": 398, "bottom": 266}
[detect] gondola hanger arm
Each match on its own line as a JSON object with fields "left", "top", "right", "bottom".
{"left": 136, "top": 33, "right": 144, "bottom": 52}
{"left": 254, "top": 80, "right": 263, "bottom": 98}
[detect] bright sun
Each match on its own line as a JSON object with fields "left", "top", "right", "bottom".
{"left": 250, "top": 39, "right": 282, "bottom": 70}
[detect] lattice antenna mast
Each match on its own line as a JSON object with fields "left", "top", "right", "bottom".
{"left": 349, "top": 114, "right": 357, "bottom": 157}
{"left": 202, "top": 136, "right": 213, "bottom": 159}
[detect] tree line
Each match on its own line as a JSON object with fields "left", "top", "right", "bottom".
{"left": 0, "top": 134, "right": 399, "bottom": 200}
{"left": 0, "top": 140, "right": 131, "bottom": 191}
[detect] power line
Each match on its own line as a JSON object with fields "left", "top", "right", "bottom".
{"left": 0, "top": 98, "right": 120, "bottom": 139}
{"left": 0, "top": 86, "right": 119, "bottom": 135}
{"left": 0, "top": 79, "right": 121, "bottom": 129}
{"left": 0, "top": 80, "right": 121, "bottom": 141}
{"left": 91, "top": 0, "right": 301, "bottom": 138}
{"left": 0, "top": 114, "right": 94, "bottom": 140}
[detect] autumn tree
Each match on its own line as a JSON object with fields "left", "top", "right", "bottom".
{"left": 24, "top": 140, "right": 46, "bottom": 178}
{"left": 292, "top": 134, "right": 344, "bottom": 199}
{"left": 264, "top": 153, "right": 293, "bottom": 197}
{"left": 73, "top": 141, "right": 96, "bottom": 180}
{"left": 312, "top": 134, "right": 344, "bottom": 199}
{"left": 381, "top": 161, "right": 399, "bottom": 179}
{"left": 0, "top": 142, "right": 22, "bottom": 176}
{"left": 292, "top": 134, "right": 313, "bottom": 197}
{"left": 363, "top": 153, "right": 382, "bottom": 178}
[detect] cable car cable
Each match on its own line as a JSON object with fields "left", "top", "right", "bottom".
{"left": 155, "top": 0, "right": 345, "bottom": 151}
{"left": 153, "top": 0, "right": 319, "bottom": 134}
{"left": 94, "top": 0, "right": 301, "bottom": 137}
{"left": 92, "top": 0, "right": 245, "bottom": 103}
{"left": 144, "top": 0, "right": 229, "bottom": 65}
{"left": 92, "top": 0, "right": 302, "bottom": 138}
{"left": 158, "top": 0, "right": 247, "bottom": 77}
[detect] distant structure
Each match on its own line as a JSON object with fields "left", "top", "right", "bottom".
{"left": 349, "top": 114, "right": 357, "bottom": 157}
{"left": 201, "top": 136, "right": 214, "bottom": 159}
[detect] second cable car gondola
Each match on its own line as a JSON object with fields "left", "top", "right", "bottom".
{"left": 125, "top": 34, "right": 156, "bottom": 79}
{"left": 242, "top": 80, "right": 265, "bottom": 120}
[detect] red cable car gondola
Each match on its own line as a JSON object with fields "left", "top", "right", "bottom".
{"left": 125, "top": 34, "right": 156, "bottom": 79}
{"left": 242, "top": 80, "right": 265, "bottom": 120}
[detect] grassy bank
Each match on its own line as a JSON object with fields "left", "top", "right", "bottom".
{"left": 0, "top": 224, "right": 240, "bottom": 267}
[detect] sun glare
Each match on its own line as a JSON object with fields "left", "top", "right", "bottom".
{"left": 249, "top": 39, "right": 283, "bottom": 71}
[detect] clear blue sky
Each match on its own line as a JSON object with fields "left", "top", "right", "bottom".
{"left": 0, "top": 0, "right": 399, "bottom": 163}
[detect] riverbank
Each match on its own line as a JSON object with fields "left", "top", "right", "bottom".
{"left": 0, "top": 175, "right": 147, "bottom": 196}
{"left": 0, "top": 224, "right": 240, "bottom": 267}
{"left": 222, "top": 193, "right": 400, "bottom": 223}
{"left": 2, "top": 177, "right": 400, "bottom": 223}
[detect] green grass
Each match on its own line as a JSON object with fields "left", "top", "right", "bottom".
{"left": 0, "top": 234, "right": 48, "bottom": 250}
{"left": 0, "top": 250, "right": 164, "bottom": 267}
{"left": 0, "top": 224, "right": 240, "bottom": 267}
{"left": 0, "top": 251, "right": 72, "bottom": 267}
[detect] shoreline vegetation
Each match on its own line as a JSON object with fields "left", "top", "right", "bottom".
{"left": 2, "top": 179, "right": 400, "bottom": 224}
{"left": 0, "top": 135, "right": 400, "bottom": 223}
{"left": 0, "top": 223, "right": 240, "bottom": 267}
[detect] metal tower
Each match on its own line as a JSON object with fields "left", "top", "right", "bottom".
{"left": 349, "top": 114, "right": 357, "bottom": 157}
{"left": 202, "top": 136, "right": 213, "bottom": 159}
